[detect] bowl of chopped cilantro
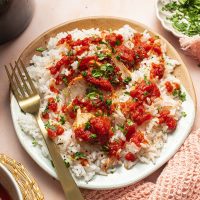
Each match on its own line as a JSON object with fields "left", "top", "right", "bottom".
{"left": 156, "top": 0, "right": 200, "bottom": 37}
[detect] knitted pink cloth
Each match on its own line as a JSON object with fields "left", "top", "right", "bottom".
{"left": 82, "top": 129, "right": 200, "bottom": 200}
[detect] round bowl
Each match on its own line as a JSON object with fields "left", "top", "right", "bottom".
{"left": 0, "top": 163, "right": 23, "bottom": 200}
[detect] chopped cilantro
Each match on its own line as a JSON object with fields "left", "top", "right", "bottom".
{"left": 115, "top": 39, "right": 121, "bottom": 46}
{"left": 124, "top": 91, "right": 130, "bottom": 95}
{"left": 74, "top": 152, "right": 86, "bottom": 160}
{"left": 181, "top": 111, "right": 187, "bottom": 117}
{"left": 118, "top": 125, "right": 124, "bottom": 132}
{"left": 162, "top": 0, "right": 200, "bottom": 36}
{"left": 102, "top": 145, "right": 109, "bottom": 152}
{"left": 99, "top": 41, "right": 108, "bottom": 45}
{"left": 127, "top": 119, "right": 134, "bottom": 126}
{"left": 82, "top": 71, "right": 87, "bottom": 77}
{"left": 116, "top": 55, "right": 121, "bottom": 60}
{"left": 91, "top": 69, "right": 103, "bottom": 78}
{"left": 143, "top": 91, "right": 149, "bottom": 96}
{"left": 64, "top": 160, "right": 70, "bottom": 168}
{"left": 32, "top": 139, "right": 38, "bottom": 147}
{"left": 36, "top": 47, "right": 45, "bottom": 52}
{"left": 63, "top": 77, "right": 68, "bottom": 85}
{"left": 144, "top": 75, "right": 151, "bottom": 85}
{"left": 106, "top": 99, "right": 112, "bottom": 106}
{"left": 59, "top": 115, "right": 66, "bottom": 125}
{"left": 90, "top": 134, "right": 97, "bottom": 139}
{"left": 85, "top": 121, "right": 91, "bottom": 130}
{"left": 56, "top": 95, "right": 60, "bottom": 102}
{"left": 123, "top": 77, "right": 132, "bottom": 84}
{"left": 173, "top": 89, "right": 186, "bottom": 102}
{"left": 67, "top": 50, "right": 73, "bottom": 56}
{"left": 87, "top": 91, "right": 98, "bottom": 100}
{"left": 73, "top": 105, "right": 79, "bottom": 112}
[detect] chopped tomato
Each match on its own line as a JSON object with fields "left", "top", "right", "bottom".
{"left": 159, "top": 109, "right": 177, "bottom": 130}
{"left": 130, "top": 80, "right": 160, "bottom": 104}
{"left": 130, "top": 131, "right": 145, "bottom": 147}
{"left": 105, "top": 33, "right": 123, "bottom": 47}
{"left": 90, "top": 116, "right": 111, "bottom": 145}
{"left": 150, "top": 63, "right": 165, "bottom": 79}
{"left": 74, "top": 127, "right": 96, "bottom": 143}
{"left": 108, "top": 139, "right": 125, "bottom": 159}
{"left": 79, "top": 56, "right": 97, "bottom": 71}
{"left": 57, "top": 34, "right": 72, "bottom": 46}
{"left": 42, "top": 112, "right": 49, "bottom": 120}
{"left": 130, "top": 104, "right": 152, "bottom": 125}
{"left": 125, "top": 124, "right": 136, "bottom": 141}
{"left": 116, "top": 45, "right": 135, "bottom": 63}
{"left": 165, "top": 81, "right": 173, "bottom": 93}
{"left": 153, "top": 44, "right": 162, "bottom": 56}
{"left": 47, "top": 129, "right": 57, "bottom": 139}
{"left": 125, "top": 152, "right": 136, "bottom": 162}
{"left": 48, "top": 98, "right": 57, "bottom": 112}
{"left": 50, "top": 85, "right": 59, "bottom": 93}
{"left": 57, "top": 126, "right": 64, "bottom": 135}
{"left": 85, "top": 74, "right": 113, "bottom": 91}
{"left": 61, "top": 105, "right": 68, "bottom": 113}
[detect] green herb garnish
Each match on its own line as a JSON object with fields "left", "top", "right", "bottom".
{"left": 162, "top": 0, "right": 200, "bottom": 36}
{"left": 123, "top": 77, "right": 132, "bottom": 84}
{"left": 181, "top": 111, "right": 187, "bottom": 117}
{"left": 74, "top": 152, "right": 86, "bottom": 160}
{"left": 116, "top": 55, "right": 121, "bottom": 60}
{"left": 91, "top": 69, "right": 103, "bottom": 78}
{"left": 173, "top": 89, "right": 186, "bottom": 102}
{"left": 85, "top": 121, "right": 91, "bottom": 130}
{"left": 32, "top": 139, "right": 38, "bottom": 147}
{"left": 82, "top": 71, "right": 87, "bottom": 77}
{"left": 64, "top": 160, "right": 70, "bottom": 168}
{"left": 106, "top": 99, "right": 112, "bottom": 106}
{"left": 90, "top": 134, "right": 97, "bottom": 139}
{"left": 36, "top": 47, "right": 46, "bottom": 52}
{"left": 73, "top": 105, "right": 79, "bottom": 112}
{"left": 59, "top": 115, "right": 66, "bottom": 125}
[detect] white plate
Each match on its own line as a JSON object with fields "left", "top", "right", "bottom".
{"left": 10, "top": 86, "right": 195, "bottom": 189}
{"left": 155, "top": 0, "right": 185, "bottom": 38}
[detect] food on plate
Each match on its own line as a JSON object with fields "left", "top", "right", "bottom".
{"left": 161, "top": 0, "right": 200, "bottom": 36}
{"left": 18, "top": 25, "right": 187, "bottom": 181}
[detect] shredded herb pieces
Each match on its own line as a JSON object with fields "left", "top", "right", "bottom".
{"left": 162, "top": 0, "right": 200, "bottom": 36}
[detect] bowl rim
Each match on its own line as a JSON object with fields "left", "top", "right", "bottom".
{"left": 0, "top": 163, "right": 23, "bottom": 200}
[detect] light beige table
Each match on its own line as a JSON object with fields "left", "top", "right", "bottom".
{"left": 0, "top": 0, "right": 199, "bottom": 199}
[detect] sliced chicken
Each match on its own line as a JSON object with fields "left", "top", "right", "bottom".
{"left": 63, "top": 76, "right": 87, "bottom": 104}
{"left": 112, "top": 56, "right": 132, "bottom": 79}
{"left": 73, "top": 109, "right": 94, "bottom": 129}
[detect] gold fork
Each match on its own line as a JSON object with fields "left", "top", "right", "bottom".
{"left": 5, "top": 59, "right": 84, "bottom": 200}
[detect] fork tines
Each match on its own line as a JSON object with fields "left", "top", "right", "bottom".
{"left": 4, "top": 59, "right": 37, "bottom": 100}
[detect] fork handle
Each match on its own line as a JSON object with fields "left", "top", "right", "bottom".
{"left": 35, "top": 114, "right": 84, "bottom": 200}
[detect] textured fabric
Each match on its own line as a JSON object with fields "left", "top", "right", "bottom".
{"left": 180, "top": 36, "right": 200, "bottom": 61}
{"left": 82, "top": 129, "right": 200, "bottom": 200}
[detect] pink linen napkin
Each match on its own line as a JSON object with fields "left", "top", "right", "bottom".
{"left": 180, "top": 36, "right": 200, "bottom": 61}
{"left": 82, "top": 128, "right": 200, "bottom": 200}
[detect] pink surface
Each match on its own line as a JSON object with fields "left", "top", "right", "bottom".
{"left": 83, "top": 129, "right": 200, "bottom": 200}
{"left": 0, "top": 0, "right": 199, "bottom": 199}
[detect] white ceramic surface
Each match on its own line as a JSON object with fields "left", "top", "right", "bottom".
{"left": 155, "top": 0, "right": 185, "bottom": 38}
{"left": 10, "top": 85, "right": 195, "bottom": 189}
{"left": 0, "top": 163, "right": 23, "bottom": 200}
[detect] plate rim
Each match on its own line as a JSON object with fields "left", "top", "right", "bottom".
{"left": 11, "top": 16, "right": 197, "bottom": 189}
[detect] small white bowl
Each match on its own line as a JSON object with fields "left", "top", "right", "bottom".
{"left": 0, "top": 163, "right": 23, "bottom": 200}
{"left": 155, "top": 0, "right": 185, "bottom": 38}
